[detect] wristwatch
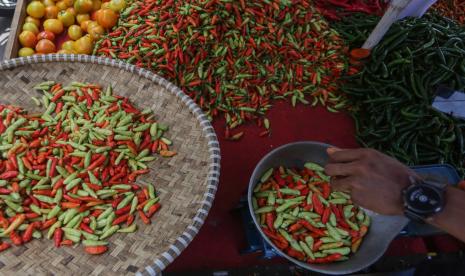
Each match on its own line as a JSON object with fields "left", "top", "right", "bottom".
{"left": 403, "top": 177, "right": 447, "bottom": 223}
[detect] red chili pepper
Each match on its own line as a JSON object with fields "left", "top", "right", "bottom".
{"left": 84, "top": 245, "right": 108, "bottom": 255}
{"left": 299, "top": 220, "right": 326, "bottom": 236}
{"left": 112, "top": 214, "right": 130, "bottom": 225}
{"left": 0, "top": 242, "right": 11, "bottom": 252}
{"left": 138, "top": 210, "right": 151, "bottom": 224}
{"left": 51, "top": 227, "right": 62, "bottom": 247}
{"left": 0, "top": 171, "right": 18, "bottom": 179}
{"left": 21, "top": 223, "right": 35, "bottom": 243}
{"left": 265, "top": 213, "right": 275, "bottom": 231}
{"left": 321, "top": 207, "right": 331, "bottom": 224}
{"left": 77, "top": 222, "right": 92, "bottom": 234}
{"left": 10, "top": 231, "right": 22, "bottom": 245}
{"left": 147, "top": 203, "right": 161, "bottom": 217}
{"left": 312, "top": 193, "right": 324, "bottom": 215}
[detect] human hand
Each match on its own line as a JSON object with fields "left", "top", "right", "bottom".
{"left": 324, "top": 148, "right": 417, "bottom": 216}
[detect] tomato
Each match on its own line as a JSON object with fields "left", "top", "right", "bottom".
{"left": 66, "top": 7, "right": 76, "bottom": 16}
{"left": 63, "top": 0, "right": 73, "bottom": 6}
{"left": 73, "top": 36, "right": 93, "bottom": 54}
{"left": 61, "top": 40, "right": 75, "bottom": 51}
{"left": 91, "top": 9, "right": 102, "bottom": 21}
{"left": 43, "top": 19, "right": 64, "bottom": 34}
{"left": 74, "top": 0, "right": 93, "bottom": 14}
{"left": 22, "top": 22, "right": 39, "bottom": 34}
{"left": 57, "top": 49, "right": 75, "bottom": 54}
{"left": 44, "top": 6, "right": 59, "bottom": 19}
{"left": 18, "top": 47, "right": 35, "bottom": 57}
{"left": 35, "top": 39, "right": 56, "bottom": 53}
{"left": 96, "top": 8, "right": 117, "bottom": 29}
{"left": 68, "top": 25, "right": 82, "bottom": 40}
{"left": 92, "top": 0, "right": 101, "bottom": 11}
{"left": 87, "top": 23, "right": 104, "bottom": 40}
{"left": 37, "top": 30, "right": 55, "bottom": 41}
{"left": 25, "top": 16, "right": 41, "bottom": 27}
{"left": 57, "top": 10, "right": 75, "bottom": 27}
{"left": 19, "top": 31, "right": 37, "bottom": 48}
{"left": 42, "top": 0, "right": 55, "bottom": 7}
{"left": 55, "top": 0, "right": 68, "bottom": 10}
{"left": 80, "top": 20, "right": 92, "bottom": 32}
{"left": 109, "top": 0, "right": 125, "bottom": 12}
{"left": 26, "top": 1, "right": 45, "bottom": 19}
{"left": 76, "top": 13, "right": 90, "bottom": 24}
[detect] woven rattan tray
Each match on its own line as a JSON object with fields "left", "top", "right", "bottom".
{"left": 0, "top": 55, "right": 220, "bottom": 275}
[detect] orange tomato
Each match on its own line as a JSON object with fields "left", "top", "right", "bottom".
{"left": 37, "top": 30, "right": 55, "bottom": 41}
{"left": 66, "top": 7, "right": 76, "bottom": 16}
{"left": 74, "top": 0, "right": 93, "bottom": 14}
{"left": 42, "top": 0, "right": 55, "bottom": 7}
{"left": 67, "top": 25, "right": 82, "bottom": 40}
{"left": 87, "top": 23, "right": 104, "bottom": 40}
{"left": 63, "top": 0, "right": 73, "bottom": 6}
{"left": 43, "top": 19, "right": 64, "bottom": 34}
{"left": 61, "top": 40, "right": 75, "bottom": 51}
{"left": 73, "top": 36, "right": 93, "bottom": 54}
{"left": 90, "top": 9, "right": 102, "bottom": 21}
{"left": 96, "top": 8, "right": 117, "bottom": 29}
{"left": 57, "top": 10, "right": 75, "bottom": 26}
{"left": 92, "top": 0, "right": 101, "bottom": 11}
{"left": 26, "top": 1, "right": 45, "bottom": 18}
{"left": 18, "top": 47, "right": 35, "bottom": 57}
{"left": 108, "top": 0, "right": 125, "bottom": 12}
{"left": 44, "top": 5, "right": 59, "bottom": 19}
{"left": 19, "top": 31, "right": 37, "bottom": 48}
{"left": 22, "top": 22, "right": 39, "bottom": 34}
{"left": 55, "top": 0, "right": 68, "bottom": 10}
{"left": 80, "top": 20, "right": 92, "bottom": 32}
{"left": 36, "top": 39, "right": 56, "bottom": 53}
{"left": 25, "top": 16, "right": 41, "bottom": 27}
{"left": 76, "top": 13, "right": 90, "bottom": 24}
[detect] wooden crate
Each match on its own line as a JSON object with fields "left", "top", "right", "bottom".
{"left": 4, "top": 0, "right": 27, "bottom": 60}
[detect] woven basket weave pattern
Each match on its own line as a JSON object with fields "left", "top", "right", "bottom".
{"left": 0, "top": 55, "right": 220, "bottom": 276}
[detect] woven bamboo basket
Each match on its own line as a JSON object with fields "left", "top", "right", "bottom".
{"left": 0, "top": 55, "right": 221, "bottom": 275}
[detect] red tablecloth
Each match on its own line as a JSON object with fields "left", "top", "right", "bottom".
{"left": 166, "top": 101, "right": 463, "bottom": 272}
{"left": 167, "top": 101, "right": 357, "bottom": 271}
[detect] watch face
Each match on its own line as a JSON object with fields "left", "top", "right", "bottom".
{"left": 405, "top": 185, "right": 443, "bottom": 214}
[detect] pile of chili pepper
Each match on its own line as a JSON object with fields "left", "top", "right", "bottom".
{"left": 0, "top": 81, "right": 175, "bottom": 254}
{"left": 433, "top": 0, "right": 465, "bottom": 25}
{"left": 94, "top": 0, "right": 348, "bottom": 139}
{"left": 334, "top": 14, "right": 465, "bottom": 176}
{"left": 314, "top": 0, "right": 387, "bottom": 21}
{"left": 252, "top": 163, "right": 369, "bottom": 264}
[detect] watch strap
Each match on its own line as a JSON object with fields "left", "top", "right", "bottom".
{"left": 404, "top": 208, "right": 426, "bottom": 223}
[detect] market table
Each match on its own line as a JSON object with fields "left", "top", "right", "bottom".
{"left": 1, "top": 3, "right": 465, "bottom": 273}
{"left": 164, "top": 101, "right": 464, "bottom": 273}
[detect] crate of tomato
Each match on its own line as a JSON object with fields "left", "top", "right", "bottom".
{"left": 4, "top": 0, "right": 125, "bottom": 59}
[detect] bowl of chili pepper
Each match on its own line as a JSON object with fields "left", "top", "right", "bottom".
{"left": 248, "top": 141, "right": 408, "bottom": 275}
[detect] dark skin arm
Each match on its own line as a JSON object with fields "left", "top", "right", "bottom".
{"left": 324, "top": 147, "right": 465, "bottom": 242}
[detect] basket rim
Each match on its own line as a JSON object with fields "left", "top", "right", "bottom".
{"left": 0, "top": 54, "right": 221, "bottom": 276}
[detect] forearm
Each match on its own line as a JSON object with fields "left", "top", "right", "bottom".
{"left": 426, "top": 186, "right": 465, "bottom": 242}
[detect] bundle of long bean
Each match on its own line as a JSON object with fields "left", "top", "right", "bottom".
{"left": 0, "top": 81, "right": 173, "bottom": 254}
{"left": 94, "top": 0, "right": 348, "bottom": 139}
{"left": 334, "top": 14, "right": 465, "bottom": 176}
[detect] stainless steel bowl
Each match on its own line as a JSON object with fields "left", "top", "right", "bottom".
{"left": 248, "top": 141, "right": 409, "bottom": 275}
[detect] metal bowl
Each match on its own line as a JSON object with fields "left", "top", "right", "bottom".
{"left": 247, "top": 141, "right": 408, "bottom": 275}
